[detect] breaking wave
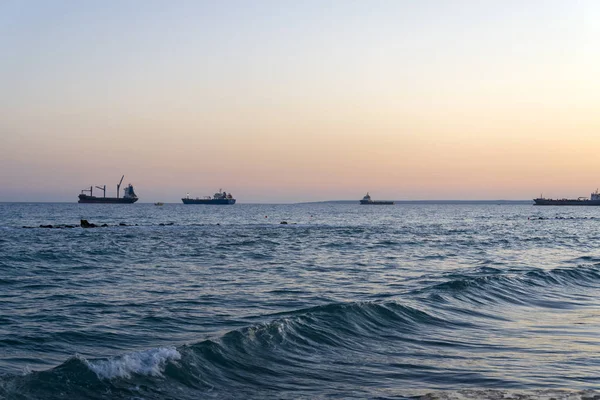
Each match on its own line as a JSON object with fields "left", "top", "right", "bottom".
{"left": 83, "top": 347, "right": 181, "bottom": 380}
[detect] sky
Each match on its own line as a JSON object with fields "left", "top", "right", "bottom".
{"left": 1, "top": 0, "right": 599, "bottom": 203}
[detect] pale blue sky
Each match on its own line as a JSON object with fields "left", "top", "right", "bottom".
{"left": 1, "top": 1, "right": 599, "bottom": 202}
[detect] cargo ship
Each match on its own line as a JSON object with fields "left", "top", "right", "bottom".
{"left": 533, "top": 190, "right": 600, "bottom": 206}
{"left": 360, "top": 192, "right": 394, "bottom": 205}
{"left": 78, "top": 175, "right": 138, "bottom": 204}
{"left": 182, "top": 189, "right": 236, "bottom": 205}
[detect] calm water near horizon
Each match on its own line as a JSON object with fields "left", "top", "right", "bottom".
{"left": 1, "top": 202, "right": 599, "bottom": 399}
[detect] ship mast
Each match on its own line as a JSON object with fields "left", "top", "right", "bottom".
{"left": 116, "top": 175, "right": 124, "bottom": 199}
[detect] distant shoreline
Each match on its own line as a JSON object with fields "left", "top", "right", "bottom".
{"left": 299, "top": 200, "right": 533, "bottom": 205}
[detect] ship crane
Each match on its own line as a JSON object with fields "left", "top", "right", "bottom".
{"left": 116, "top": 175, "right": 124, "bottom": 199}
{"left": 95, "top": 185, "right": 106, "bottom": 197}
{"left": 81, "top": 186, "right": 93, "bottom": 196}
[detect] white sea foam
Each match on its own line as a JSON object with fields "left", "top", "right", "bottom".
{"left": 420, "top": 389, "right": 599, "bottom": 400}
{"left": 83, "top": 347, "right": 181, "bottom": 380}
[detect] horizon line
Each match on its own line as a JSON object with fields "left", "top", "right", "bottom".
{"left": 0, "top": 199, "right": 534, "bottom": 205}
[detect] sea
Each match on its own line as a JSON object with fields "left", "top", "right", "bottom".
{"left": 0, "top": 202, "right": 599, "bottom": 400}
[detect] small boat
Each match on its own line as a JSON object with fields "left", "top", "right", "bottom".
{"left": 154, "top": 202, "right": 164, "bottom": 206}
{"left": 360, "top": 192, "right": 394, "bottom": 205}
{"left": 182, "top": 189, "right": 236, "bottom": 205}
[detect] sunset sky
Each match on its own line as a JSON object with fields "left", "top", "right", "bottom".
{"left": 1, "top": 1, "right": 599, "bottom": 203}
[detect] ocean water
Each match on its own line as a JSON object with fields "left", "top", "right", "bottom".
{"left": 1, "top": 202, "right": 599, "bottom": 400}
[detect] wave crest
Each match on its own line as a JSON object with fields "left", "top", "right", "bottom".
{"left": 82, "top": 346, "right": 181, "bottom": 380}
{"left": 418, "top": 265, "right": 600, "bottom": 306}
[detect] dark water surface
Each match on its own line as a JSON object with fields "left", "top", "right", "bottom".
{"left": 1, "top": 203, "right": 599, "bottom": 399}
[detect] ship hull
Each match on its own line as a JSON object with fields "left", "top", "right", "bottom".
{"left": 182, "top": 198, "right": 236, "bottom": 205}
{"left": 78, "top": 195, "right": 138, "bottom": 204}
{"left": 533, "top": 199, "right": 600, "bottom": 206}
{"left": 360, "top": 200, "right": 395, "bottom": 205}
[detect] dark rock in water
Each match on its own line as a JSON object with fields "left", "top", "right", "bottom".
{"left": 159, "top": 223, "right": 165, "bottom": 226}
{"left": 119, "top": 223, "right": 127, "bottom": 226}
{"left": 80, "top": 220, "right": 97, "bottom": 228}
{"left": 101, "top": 224, "right": 109, "bottom": 227}
{"left": 166, "top": 222, "right": 174, "bottom": 226}
{"left": 280, "top": 221, "right": 288, "bottom": 225}
{"left": 39, "top": 224, "right": 53, "bottom": 228}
